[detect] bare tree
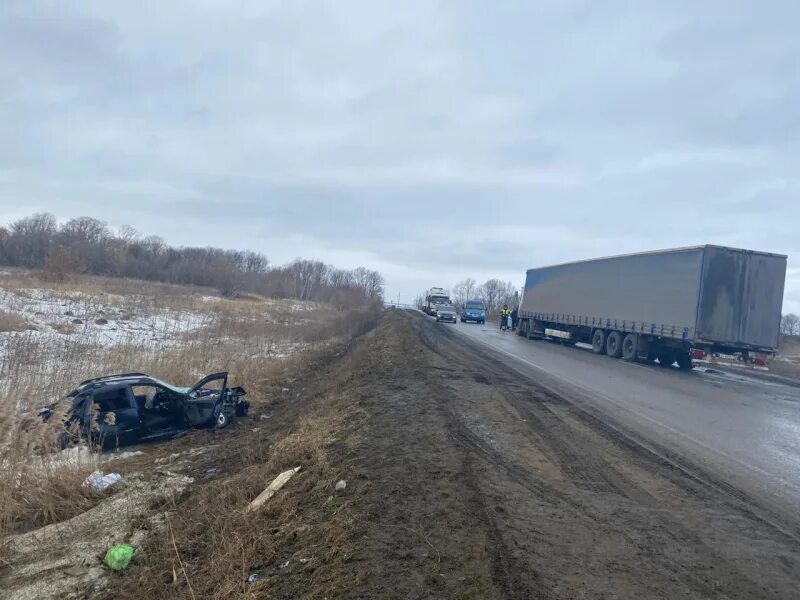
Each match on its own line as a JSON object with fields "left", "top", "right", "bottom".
{"left": 242, "top": 250, "right": 269, "bottom": 274}
{"left": 326, "top": 267, "right": 355, "bottom": 288}
{"left": 452, "top": 278, "right": 477, "bottom": 309}
{"left": 352, "top": 267, "right": 385, "bottom": 300}
{"left": 4, "top": 213, "right": 57, "bottom": 267}
{"left": 42, "top": 246, "right": 86, "bottom": 281}
{"left": 57, "top": 217, "right": 113, "bottom": 273}
{"left": 288, "top": 259, "right": 327, "bottom": 300}
{"left": 781, "top": 313, "right": 800, "bottom": 337}
{"left": 0, "top": 226, "right": 9, "bottom": 264}
{"left": 117, "top": 224, "right": 140, "bottom": 242}
{"left": 364, "top": 270, "right": 385, "bottom": 300}
{"left": 479, "top": 279, "right": 518, "bottom": 317}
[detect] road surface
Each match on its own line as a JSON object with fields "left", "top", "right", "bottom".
{"left": 451, "top": 318, "right": 800, "bottom": 529}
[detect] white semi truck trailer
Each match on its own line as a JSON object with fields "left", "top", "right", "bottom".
{"left": 517, "top": 246, "right": 787, "bottom": 369}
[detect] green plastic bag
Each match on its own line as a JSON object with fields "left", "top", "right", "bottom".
{"left": 105, "top": 544, "right": 134, "bottom": 571}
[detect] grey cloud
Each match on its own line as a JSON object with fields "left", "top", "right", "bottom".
{"left": 0, "top": 1, "right": 798, "bottom": 312}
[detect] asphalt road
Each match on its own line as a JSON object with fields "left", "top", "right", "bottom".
{"left": 449, "top": 317, "right": 800, "bottom": 529}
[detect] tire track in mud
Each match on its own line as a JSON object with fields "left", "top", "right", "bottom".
{"left": 409, "top": 315, "right": 547, "bottom": 598}
{"left": 408, "top": 311, "right": 800, "bottom": 600}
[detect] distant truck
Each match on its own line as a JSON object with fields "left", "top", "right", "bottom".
{"left": 517, "top": 246, "right": 787, "bottom": 369}
{"left": 460, "top": 299, "right": 486, "bottom": 324}
{"left": 425, "top": 287, "right": 451, "bottom": 316}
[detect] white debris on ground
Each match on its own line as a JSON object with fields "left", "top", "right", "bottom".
{"left": 40, "top": 446, "right": 145, "bottom": 469}
{"left": 0, "top": 287, "right": 211, "bottom": 349}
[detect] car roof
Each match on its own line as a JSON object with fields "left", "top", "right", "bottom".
{"left": 73, "top": 372, "right": 226, "bottom": 395}
{"left": 74, "top": 373, "right": 168, "bottom": 394}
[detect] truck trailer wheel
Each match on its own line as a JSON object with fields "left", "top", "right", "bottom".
{"left": 676, "top": 351, "right": 693, "bottom": 370}
{"left": 657, "top": 349, "right": 675, "bottom": 368}
{"left": 606, "top": 331, "right": 623, "bottom": 358}
{"left": 622, "top": 334, "right": 638, "bottom": 361}
{"left": 592, "top": 329, "right": 607, "bottom": 354}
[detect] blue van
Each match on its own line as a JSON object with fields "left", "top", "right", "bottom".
{"left": 460, "top": 299, "right": 486, "bottom": 324}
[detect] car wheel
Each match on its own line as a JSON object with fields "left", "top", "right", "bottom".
{"left": 606, "top": 331, "right": 623, "bottom": 358}
{"left": 215, "top": 410, "right": 230, "bottom": 429}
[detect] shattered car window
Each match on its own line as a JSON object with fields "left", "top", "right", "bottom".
{"left": 93, "top": 389, "right": 130, "bottom": 412}
{"left": 147, "top": 377, "right": 191, "bottom": 395}
{"left": 132, "top": 385, "right": 167, "bottom": 409}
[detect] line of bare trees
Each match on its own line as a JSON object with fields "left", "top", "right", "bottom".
{"left": 0, "top": 213, "right": 384, "bottom": 306}
{"left": 416, "top": 277, "right": 520, "bottom": 317}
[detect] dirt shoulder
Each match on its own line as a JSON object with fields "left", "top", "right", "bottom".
{"left": 6, "top": 309, "right": 800, "bottom": 599}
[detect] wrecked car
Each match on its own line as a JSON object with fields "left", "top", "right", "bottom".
{"left": 39, "top": 372, "right": 249, "bottom": 450}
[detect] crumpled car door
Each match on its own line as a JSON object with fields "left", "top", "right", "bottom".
{"left": 183, "top": 372, "right": 228, "bottom": 427}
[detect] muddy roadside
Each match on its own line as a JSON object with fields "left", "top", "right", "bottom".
{"left": 5, "top": 309, "right": 800, "bottom": 599}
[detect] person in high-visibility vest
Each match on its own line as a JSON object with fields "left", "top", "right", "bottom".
{"left": 500, "top": 305, "right": 510, "bottom": 330}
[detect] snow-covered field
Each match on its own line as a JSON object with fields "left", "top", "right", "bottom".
{"left": 0, "top": 287, "right": 211, "bottom": 350}
{"left": 0, "top": 276, "right": 330, "bottom": 424}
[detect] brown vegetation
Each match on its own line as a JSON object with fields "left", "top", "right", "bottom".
{"left": 0, "top": 271, "right": 375, "bottom": 573}
{"left": 0, "top": 310, "right": 33, "bottom": 333}
{"left": 0, "top": 213, "right": 385, "bottom": 302}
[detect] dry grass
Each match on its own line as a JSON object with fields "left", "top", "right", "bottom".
{"left": 103, "top": 314, "right": 380, "bottom": 599}
{"left": 107, "top": 347, "right": 369, "bottom": 599}
{"left": 0, "top": 310, "right": 34, "bottom": 333}
{"left": 0, "top": 270, "right": 375, "bottom": 571}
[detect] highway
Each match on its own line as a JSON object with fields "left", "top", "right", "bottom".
{"left": 451, "top": 318, "right": 800, "bottom": 528}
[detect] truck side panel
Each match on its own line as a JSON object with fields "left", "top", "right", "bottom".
{"left": 520, "top": 248, "right": 704, "bottom": 339}
{"left": 698, "top": 247, "right": 786, "bottom": 349}
{"left": 697, "top": 247, "right": 746, "bottom": 346}
{"left": 741, "top": 252, "right": 786, "bottom": 349}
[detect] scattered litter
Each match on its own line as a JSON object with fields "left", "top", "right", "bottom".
{"left": 104, "top": 544, "right": 135, "bottom": 571}
{"left": 108, "top": 449, "right": 144, "bottom": 461}
{"left": 247, "top": 466, "right": 302, "bottom": 512}
{"left": 260, "top": 413, "right": 273, "bottom": 420}
{"left": 282, "top": 387, "right": 290, "bottom": 393}
{"left": 206, "top": 468, "right": 221, "bottom": 477}
{"left": 247, "top": 573, "right": 262, "bottom": 583}
{"left": 300, "top": 557, "right": 312, "bottom": 565}
{"left": 62, "top": 565, "right": 89, "bottom": 577}
{"left": 277, "top": 560, "right": 290, "bottom": 571}
{"left": 84, "top": 470, "right": 122, "bottom": 492}
{"left": 335, "top": 480, "right": 347, "bottom": 492}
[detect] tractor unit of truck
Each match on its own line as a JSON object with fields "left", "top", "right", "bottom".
{"left": 517, "top": 245, "right": 787, "bottom": 369}
{"left": 425, "top": 287, "right": 451, "bottom": 316}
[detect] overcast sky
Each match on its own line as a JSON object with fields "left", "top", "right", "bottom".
{"left": 1, "top": 1, "right": 798, "bottom": 311}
